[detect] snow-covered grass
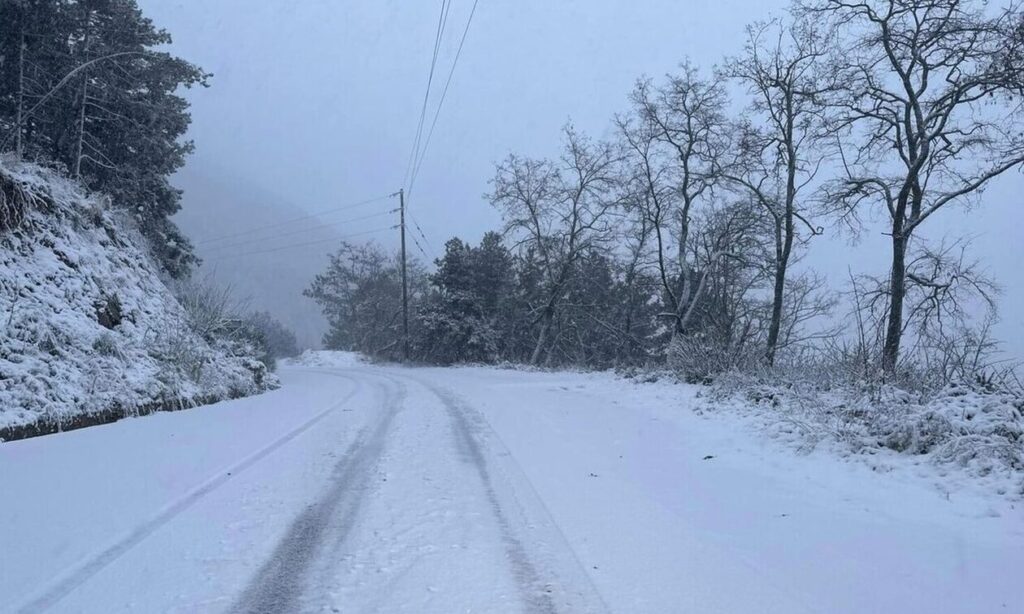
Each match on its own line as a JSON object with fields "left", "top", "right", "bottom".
{"left": 0, "top": 159, "right": 275, "bottom": 439}
{"left": 699, "top": 369, "right": 1024, "bottom": 499}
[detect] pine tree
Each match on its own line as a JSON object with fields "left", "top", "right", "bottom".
{"left": 0, "top": 0, "right": 208, "bottom": 276}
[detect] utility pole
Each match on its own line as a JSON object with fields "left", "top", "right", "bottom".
{"left": 399, "top": 188, "right": 410, "bottom": 361}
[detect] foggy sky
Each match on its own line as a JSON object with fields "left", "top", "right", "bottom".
{"left": 140, "top": 0, "right": 1023, "bottom": 359}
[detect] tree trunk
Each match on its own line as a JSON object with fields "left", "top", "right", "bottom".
{"left": 669, "top": 219, "right": 693, "bottom": 342}
{"left": 765, "top": 262, "right": 787, "bottom": 366}
{"left": 678, "top": 267, "right": 711, "bottom": 334}
{"left": 73, "top": 75, "right": 88, "bottom": 179}
{"left": 14, "top": 9, "right": 26, "bottom": 160}
{"left": 882, "top": 233, "right": 908, "bottom": 374}
{"left": 73, "top": 10, "right": 92, "bottom": 179}
{"left": 766, "top": 105, "right": 799, "bottom": 367}
{"left": 530, "top": 306, "right": 554, "bottom": 366}
{"left": 766, "top": 213, "right": 794, "bottom": 366}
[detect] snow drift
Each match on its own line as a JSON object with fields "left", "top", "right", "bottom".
{"left": 0, "top": 158, "right": 274, "bottom": 440}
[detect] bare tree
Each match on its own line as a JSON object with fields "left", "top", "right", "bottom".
{"left": 853, "top": 238, "right": 998, "bottom": 358}
{"left": 802, "top": 0, "right": 1024, "bottom": 373}
{"left": 172, "top": 274, "right": 249, "bottom": 343}
{"left": 721, "top": 17, "right": 830, "bottom": 365}
{"left": 616, "top": 193, "right": 656, "bottom": 363}
{"left": 625, "top": 62, "right": 731, "bottom": 339}
{"left": 489, "top": 125, "right": 619, "bottom": 365}
{"left": 669, "top": 197, "right": 774, "bottom": 378}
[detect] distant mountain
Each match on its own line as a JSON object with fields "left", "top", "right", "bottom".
{"left": 172, "top": 166, "right": 346, "bottom": 349}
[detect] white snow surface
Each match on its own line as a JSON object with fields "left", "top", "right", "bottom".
{"left": 2, "top": 355, "right": 1022, "bottom": 613}
{"left": 0, "top": 159, "right": 273, "bottom": 433}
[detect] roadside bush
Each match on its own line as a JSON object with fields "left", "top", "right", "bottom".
{"left": 0, "top": 170, "right": 28, "bottom": 230}
{"left": 703, "top": 349, "right": 1024, "bottom": 488}
{"left": 92, "top": 332, "right": 123, "bottom": 358}
{"left": 668, "top": 333, "right": 761, "bottom": 383}
{"left": 241, "top": 311, "right": 300, "bottom": 363}
{"left": 172, "top": 275, "right": 245, "bottom": 343}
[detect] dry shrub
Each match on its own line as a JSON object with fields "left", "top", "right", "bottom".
{"left": 0, "top": 171, "right": 29, "bottom": 230}
{"left": 0, "top": 166, "right": 54, "bottom": 232}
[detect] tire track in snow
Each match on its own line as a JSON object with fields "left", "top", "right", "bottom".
{"left": 399, "top": 372, "right": 610, "bottom": 614}
{"left": 439, "top": 386, "right": 559, "bottom": 614}
{"left": 15, "top": 376, "right": 362, "bottom": 614}
{"left": 228, "top": 377, "right": 405, "bottom": 614}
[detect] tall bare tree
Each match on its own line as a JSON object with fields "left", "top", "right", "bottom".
{"left": 721, "top": 17, "right": 831, "bottom": 365}
{"left": 802, "top": 0, "right": 1024, "bottom": 373}
{"left": 625, "top": 62, "right": 731, "bottom": 339}
{"left": 489, "top": 125, "right": 619, "bottom": 365}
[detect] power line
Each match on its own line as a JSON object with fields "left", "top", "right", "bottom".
{"left": 407, "top": 0, "right": 480, "bottom": 198}
{"left": 408, "top": 211, "right": 436, "bottom": 254}
{"left": 206, "top": 226, "right": 396, "bottom": 262}
{"left": 410, "top": 232, "right": 431, "bottom": 262}
{"left": 195, "top": 194, "right": 392, "bottom": 245}
{"left": 201, "top": 209, "right": 397, "bottom": 253}
{"left": 403, "top": 0, "right": 451, "bottom": 190}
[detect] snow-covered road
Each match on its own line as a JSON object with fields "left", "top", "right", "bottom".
{"left": 2, "top": 360, "right": 1022, "bottom": 613}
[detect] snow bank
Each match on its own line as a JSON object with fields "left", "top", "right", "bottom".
{"left": 284, "top": 349, "right": 366, "bottom": 369}
{"left": 0, "top": 159, "right": 275, "bottom": 440}
{"left": 703, "top": 371, "right": 1024, "bottom": 498}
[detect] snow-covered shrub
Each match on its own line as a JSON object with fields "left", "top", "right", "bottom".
{"left": 902, "top": 385, "right": 1021, "bottom": 467}
{"left": 668, "top": 333, "right": 762, "bottom": 383}
{"left": 92, "top": 332, "right": 122, "bottom": 358}
{"left": 0, "top": 169, "right": 28, "bottom": 230}
{"left": 233, "top": 311, "right": 301, "bottom": 371}
{"left": 704, "top": 362, "right": 1024, "bottom": 494}
{"left": 171, "top": 275, "right": 244, "bottom": 343}
{"left": 0, "top": 161, "right": 54, "bottom": 231}
{"left": 147, "top": 315, "right": 209, "bottom": 385}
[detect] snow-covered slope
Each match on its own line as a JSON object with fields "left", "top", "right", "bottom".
{"left": 0, "top": 158, "right": 273, "bottom": 440}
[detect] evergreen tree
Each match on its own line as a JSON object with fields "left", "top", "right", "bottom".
{"left": 306, "top": 242, "right": 426, "bottom": 359}
{"left": 0, "top": 0, "right": 208, "bottom": 276}
{"left": 413, "top": 234, "right": 515, "bottom": 364}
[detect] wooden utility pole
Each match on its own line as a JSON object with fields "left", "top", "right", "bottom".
{"left": 399, "top": 188, "right": 410, "bottom": 361}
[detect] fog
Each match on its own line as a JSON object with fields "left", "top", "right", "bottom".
{"left": 141, "top": 0, "right": 1022, "bottom": 359}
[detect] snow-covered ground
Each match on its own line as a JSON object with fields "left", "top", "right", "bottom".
{"left": 2, "top": 354, "right": 1021, "bottom": 613}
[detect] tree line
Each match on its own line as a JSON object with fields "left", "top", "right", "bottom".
{"left": 309, "top": 0, "right": 1024, "bottom": 382}
{"left": 0, "top": 0, "right": 207, "bottom": 276}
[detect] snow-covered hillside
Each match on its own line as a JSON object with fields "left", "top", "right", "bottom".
{"left": 0, "top": 159, "right": 274, "bottom": 440}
